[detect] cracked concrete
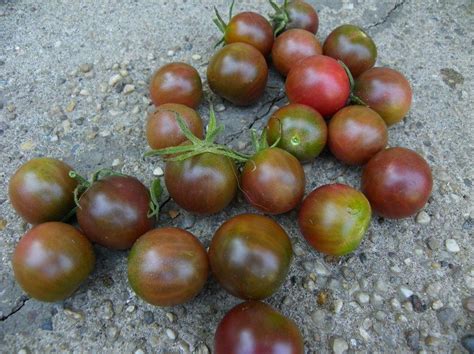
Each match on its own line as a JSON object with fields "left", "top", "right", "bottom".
{"left": 367, "top": 0, "right": 406, "bottom": 29}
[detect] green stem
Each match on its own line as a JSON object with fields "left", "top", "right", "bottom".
{"left": 148, "top": 179, "right": 162, "bottom": 219}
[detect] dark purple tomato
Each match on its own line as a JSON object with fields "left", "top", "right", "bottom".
{"left": 299, "top": 184, "right": 371, "bottom": 256}
{"left": 225, "top": 12, "right": 274, "bottom": 57}
{"left": 128, "top": 227, "right": 208, "bottom": 306}
{"left": 215, "top": 301, "right": 304, "bottom": 354}
{"left": 165, "top": 153, "right": 238, "bottom": 214}
{"left": 207, "top": 43, "right": 268, "bottom": 106}
{"left": 272, "top": 0, "right": 319, "bottom": 35}
{"left": 328, "top": 105, "right": 387, "bottom": 165}
{"left": 271, "top": 28, "right": 322, "bottom": 77}
{"left": 9, "top": 157, "right": 77, "bottom": 224}
{"left": 361, "top": 147, "right": 433, "bottom": 219}
{"left": 12, "top": 222, "right": 95, "bottom": 302}
{"left": 209, "top": 214, "right": 292, "bottom": 300}
{"left": 266, "top": 103, "right": 327, "bottom": 162}
{"left": 150, "top": 62, "right": 203, "bottom": 109}
{"left": 354, "top": 67, "right": 412, "bottom": 126}
{"left": 77, "top": 175, "right": 154, "bottom": 250}
{"left": 241, "top": 147, "right": 305, "bottom": 214}
{"left": 146, "top": 103, "right": 204, "bottom": 150}
{"left": 323, "top": 24, "right": 377, "bottom": 78}
{"left": 286, "top": 55, "right": 350, "bottom": 117}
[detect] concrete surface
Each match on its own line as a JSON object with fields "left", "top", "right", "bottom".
{"left": 0, "top": 0, "right": 473, "bottom": 353}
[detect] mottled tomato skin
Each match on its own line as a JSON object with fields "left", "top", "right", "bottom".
{"left": 266, "top": 103, "right": 327, "bottom": 162}
{"left": 77, "top": 176, "right": 154, "bottom": 250}
{"left": 285, "top": 0, "right": 319, "bottom": 34}
{"left": 271, "top": 28, "right": 322, "bottom": 76}
{"left": 241, "top": 148, "right": 305, "bottom": 214}
{"left": 12, "top": 222, "right": 95, "bottom": 302}
{"left": 225, "top": 12, "right": 274, "bottom": 57}
{"left": 165, "top": 153, "right": 238, "bottom": 214}
{"left": 298, "top": 184, "right": 372, "bottom": 256}
{"left": 285, "top": 55, "right": 350, "bottom": 117}
{"left": 215, "top": 301, "right": 304, "bottom": 354}
{"left": 207, "top": 43, "right": 268, "bottom": 106}
{"left": 150, "top": 62, "right": 203, "bottom": 109}
{"left": 328, "top": 106, "right": 388, "bottom": 165}
{"left": 9, "top": 158, "right": 77, "bottom": 224}
{"left": 323, "top": 24, "right": 377, "bottom": 78}
{"left": 146, "top": 103, "right": 204, "bottom": 149}
{"left": 354, "top": 67, "right": 412, "bottom": 126}
{"left": 128, "top": 227, "right": 208, "bottom": 306}
{"left": 209, "top": 214, "right": 292, "bottom": 300}
{"left": 361, "top": 147, "right": 433, "bottom": 219}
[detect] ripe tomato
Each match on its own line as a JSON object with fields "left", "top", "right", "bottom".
{"left": 241, "top": 147, "right": 305, "bottom": 214}
{"left": 12, "top": 222, "right": 95, "bottom": 302}
{"left": 361, "top": 147, "right": 433, "bottom": 219}
{"left": 209, "top": 214, "right": 292, "bottom": 300}
{"left": 271, "top": 28, "right": 322, "bottom": 76}
{"left": 207, "top": 43, "right": 268, "bottom": 106}
{"left": 285, "top": 55, "right": 350, "bottom": 117}
{"left": 215, "top": 301, "right": 304, "bottom": 354}
{"left": 146, "top": 103, "right": 204, "bottom": 150}
{"left": 299, "top": 184, "right": 372, "bottom": 256}
{"left": 9, "top": 157, "right": 77, "bottom": 224}
{"left": 266, "top": 103, "right": 327, "bottom": 162}
{"left": 354, "top": 67, "right": 412, "bottom": 126}
{"left": 149, "top": 62, "right": 203, "bottom": 109}
{"left": 323, "top": 24, "right": 377, "bottom": 78}
{"left": 128, "top": 227, "right": 208, "bottom": 306}
{"left": 77, "top": 175, "right": 154, "bottom": 250}
{"left": 271, "top": 0, "right": 319, "bottom": 35}
{"left": 328, "top": 105, "right": 388, "bottom": 165}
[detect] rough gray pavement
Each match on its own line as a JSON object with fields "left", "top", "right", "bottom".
{"left": 1, "top": 0, "right": 473, "bottom": 353}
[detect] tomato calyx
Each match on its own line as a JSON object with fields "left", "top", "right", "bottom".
{"left": 338, "top": 60, "right": 368, "bottom": 107}
{"left": 212, "top": 0, "right": 236, "bottom": 47}
{"left": 268, "top": 0, "right": 291, "bottom": 36}
{"left": 251, "top": 126, "right": 282, "bottom": 153}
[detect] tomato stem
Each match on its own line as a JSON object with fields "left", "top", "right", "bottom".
{"left": 148, "top": 179, "right": 162, "bottom": 219}
{"left": 338, "top": 59, "right": 368, "bottom": 107}
{"left": 268, "top": 0, "right": 290, "bottom": 36}
{"left": 213, "top": 0, "right": 235, "bottom": 47}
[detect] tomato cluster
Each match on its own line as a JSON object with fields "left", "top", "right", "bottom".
{"left": 8, "top": 1, "right": 433, "bottom": 352}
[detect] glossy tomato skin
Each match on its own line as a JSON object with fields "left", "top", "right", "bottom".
{"left": 9, "top": 158, "right": 77, "bottom": 224}
{"left": 207, "top": 43, "right": 268, "bottom": 106}
{"left": 241, "top": 147, "right": 305, "bottom": 214}
{"left": 271, "top": 28, "right": 322, "bottom": 76}
{"left": 128, "top": 227, "right": 208, "bottom": 306}
{"left": 225, "top": 12, "right": 274, "bottom": 57}
{"left": 150, "top": 62, "right": 203, "bottom": 109}
{"left": 323, "top": 24, "right": 377, "bottom": 78}
{"left": 299, "top": 184, "right": 372, "bottom": 256}
{"left": 266, "top": 103, "right": 327, "bottom": 162}
{"left": 286, "top": 55, "right": 350, "bottom": 117}
{"left": 146, "top": 103, "right": 204, "bottom": 149}
{"left": 77, "top": 176, "right": 154, "bottom": 250}
{"left": 215, "top": 301, "right": 304, "bottom": 354}
{"left": 361, "top": 147, "right": 433, "bottom": 219}
{"left": 12, "top": 222, "right": 95, "bottom": 302}
{"left": 328, "top": 106, "right": 387, "bottom": 165}
{"left": 165, "top": 153, "right": 238, "bottom": 214}
{"left": 354, "top": 67, "right": 412, "bottom": 126}
{"left": 285, "top": 1, "right": 319, "bottom": 34}
{"left": 209, "top": 214, "right": 292, "bottom": 300}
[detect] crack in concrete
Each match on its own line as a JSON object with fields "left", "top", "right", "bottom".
{"left": 0, "top": 296, "right": 29, "bottom": 322}
{"left": 367, "top": 0, "right": 407, "bottom": 29}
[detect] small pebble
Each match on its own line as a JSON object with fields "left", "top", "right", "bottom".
{"left": 193, "top": 343, "right": 210, "bottom": 354}
{"left": 119, "top": 69, "right": 129, "bottom": 77}
{"left": 405, "top": 330, "right": 420, "bottom": 351}
{"left": 65, "top": 100, "right": 76, "bottom": 112}
{"left": 153, "top": 167, "right": 164, "bottom": 176}
{"left": 7, "top": 103, "right": 16, "bottom": 112}
{"left": 375, "top": 311, "right": 386, "bottom": 321}
{"left": 106, "top": 326, "right": 120, "bottom": 340}
{"left": 333, "top": 299, "right": 343, "bottom": 314}
{"left": 64, "top": 308, "right": 83, "bottom": 320}
{"left": 436, "top": 307, "right": 457, "bottom": 327}
{"left": 314, "top": 261, "right": 330, "bottom": 276}
{"left": 432, "top": 300, "right": 444, "bottom": 310}
{"left": 375, "top": 279, "right": 388, "bottom": 293}
{"left": 165, "top": 328, "right": 177, "bottom": 341}
{"left": 17, "top": 350, "right": 28, "bottom": 354}
{"left": 79, "top": 63, "right": 93, "bottom": 73}
{"left": 445, "top": 239, "right": 460, "bottom": 253}
{"left": 0, "top": 219, "right": 7, "bottom": 231}
{"left": 167, "top": 50, "right": 175, "bottom": 57}
{"left": 99, "top": 300, "right": 115, "bottom": 320}
{"left": 355, "top": 292, "right": 370, "bottom": 305}
{"left": 134, "top": 349, "right": 145, "bottom": 354}
{"left": 166, "top": 312, "right": 176, "bottom": 323}
{"left": 109, "top": 74, "right": 122, "bottom": 87}
{"left": 215, "top": 104, "right": 226, "bottom": 112}
{"left": 192, "top": 54, "right": 202, "bottom": 61}
{"left": 79, "top": 89, "right": 90, "bottom": 96}
{"left": 111, "top": 158, "right": 121, "bottom": 167}
{"left": 123, "top": 84, "right": 135, "bottom": 94}
{"left": 293, "top": 245, "right": 304, "bottom": 256}
{"left": 399, "top": 286, "right": 414, "bottom": 299}
{"left": 425, "top": 335, "right": 441, "bottom": 347}
{"left": 20, "top": 141, "right": 35, "bottom": 151}
{"left": 126, "top": 305, "right": 136, "bottom": 313}
{"left": 416, "top": 211, "right": 431, "bottom": 224}
{"left": 463, "top": 296, "right": 474, "bottom": 313}
{"left": 409, "top": 294, "right": 426, "bottom": 312}
{"left": 332, "top": 337, "right": 349, "bottom": 354}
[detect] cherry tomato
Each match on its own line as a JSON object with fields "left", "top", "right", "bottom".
{"left": 272, "top": 0, "right": 319, "bottom": 35}
{"left": 209, "top": 214, "right": 292, "bottom": 300}
{"left": 77, "top": 175, "right": 154, "bottom": 250}
{"left": 271, "top": 28, "right": 322, "bottom": 76}
{"left": 9, "top": 157, "right": 77, "bottom": 224}
{"left": 361, "top": 147, "right": 433, "bottom": 219}
{"left": 354, "top": 67, "right": 412, "bottom": 126}
{"left": 323, "top": 24, "right": 377, "bottom": 78}
{"left": 146, "top": 103, "right": 204, "bottom": 150}
{"left": 299, "top": 184, "right": 372, "bottom": 256}
{"left": 207, "top": 43, "right": 268, "bottom": 106}
{"left": 286, "top": 55, "right": 350, "bottom": 117}
{"left": 165, "top": 153, "right": 238, "bottom": 214}
{"left": 328, "top": 105, "right": 387, "bottom": 165}
{"left": 215, "top": 301, "right": 304, "bottom": 354}
{"left": 12, "top": 222, "right": 95, "bottom": 302}
{"left": 241, "top": 147, "right": 305, "bottom": 214}
{"left": 128, "top": 227, "right": 208, "bottom": 306}
{"left": 266, "top": 103, "right": 327, "bottom": 162}
{"left": 149, "top": 62, "right": 203, "bottom": 109}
